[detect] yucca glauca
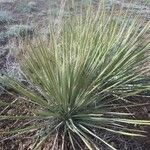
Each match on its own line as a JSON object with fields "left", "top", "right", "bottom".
{"left": 1, "top": 2, "right": 150, "bottom": 150}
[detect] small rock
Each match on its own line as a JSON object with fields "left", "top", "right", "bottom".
{"left": 27, "top": 1, "right": 37, "bottom": 7}
{"left": 27, "top": 1, "right": 38, "bottom": 12}
{"left": 7, "top": 109, "right": 15, "bottom": 115}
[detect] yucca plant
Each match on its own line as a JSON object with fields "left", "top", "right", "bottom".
{"left": 1, "top": 1, "right": 150, "bottom": 150}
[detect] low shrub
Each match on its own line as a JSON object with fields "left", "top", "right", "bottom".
{"left": 0, "top": 48, "right": 23, "bottom": 96}
{"left": 0, "top": 32, "right": 8, "bottom": 46}
{"left": 7, "top": 25, "right": 35, "bottom": 39}
{"left": 1, "top": 2, "right": 150, "bottom": 150}
{"left": 0, "top": 11, "right": 14, "bottom": 24}
{"left": 0, "top": 0, "right": 14, "bottom": 3}
{"left": 16, "top": 1, "right": 38, "bottom": 13}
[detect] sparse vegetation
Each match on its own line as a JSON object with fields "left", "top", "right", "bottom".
{"left": 16, "top": 1, "right": 38, "bottom": 13}
{"left": 7, "top": 25, "right": 35, "bottom": 39}
{"left": 0, "top": 0, "right": 14, "bottom": 3}
{"left": 0, "top": 32, "right": 8, "bottom": 46}
{"left": 0, "top": 11, "right": 14, "bottom": 24}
